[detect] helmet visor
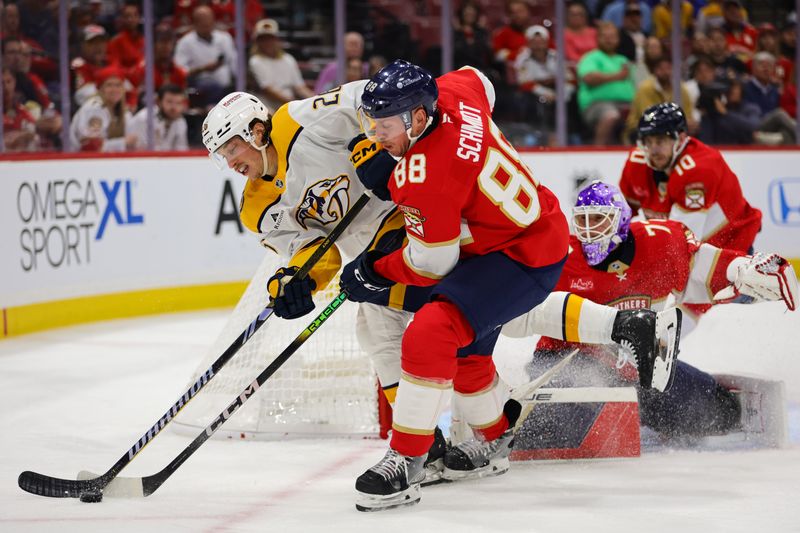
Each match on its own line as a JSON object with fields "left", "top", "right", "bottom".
{"left": 572, "top": 205, "right": 620, "bottom": 244}
{"left": 208, "top": 136, "right": 247, "bottom": 171}
{"left": 357, "top": 106, "right": 411, "bottom": 143}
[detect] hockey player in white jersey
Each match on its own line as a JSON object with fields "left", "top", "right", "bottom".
{"left": 201, "top": 80, "right": 681, "bottom": 500}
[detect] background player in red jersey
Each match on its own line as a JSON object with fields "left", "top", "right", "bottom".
{"left": 339, "top": 61, "right": 678, "bottom": 512}
{"left": 515, "top": 181, "right": 797, "bottom": 440}
{"left": 619, "top": 102, "right": 763, "bottom": 325}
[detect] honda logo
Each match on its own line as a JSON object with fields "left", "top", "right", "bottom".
{"left": 768, "top": 178, "right": 800, "bottom": 226}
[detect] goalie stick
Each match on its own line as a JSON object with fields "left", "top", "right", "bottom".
{"left": 18, "top": 194, "right": 371, "bottom": 500}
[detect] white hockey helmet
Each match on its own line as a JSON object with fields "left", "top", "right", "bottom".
{"left": 202, "top": 92, "right": 271, "bottom": 169}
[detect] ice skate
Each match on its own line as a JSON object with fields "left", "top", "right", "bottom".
{"left": 611, "top": 308, "right": 681, "bottom": 392}
{"left": 355, "top": 449, "right": 426, "bottom": 512}
{"left": 421, "top": 426, "right": 448, "bottom": 486}
{"left": 441, "top": 426, "right": 515, "bottom": 481}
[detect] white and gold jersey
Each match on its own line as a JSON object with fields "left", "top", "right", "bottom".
{"left": 239, "top": 81, "right": 394, "bottom": 289}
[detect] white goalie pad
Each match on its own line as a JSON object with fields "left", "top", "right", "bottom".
{"left": 713, "top": 374, "right": 788, "bottom": 449}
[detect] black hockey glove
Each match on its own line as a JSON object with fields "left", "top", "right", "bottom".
{"left": 339, "top": 250, "right": 394, "bottom": 303}
{"left": 348, "top": 134, "right": 396, "bottom": 202}
{"left": 267, "top": 266, "right": 317, "bottom": 319}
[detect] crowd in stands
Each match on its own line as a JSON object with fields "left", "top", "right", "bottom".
{"left": 1, "top": 0, "right": 797, "bottom": 153}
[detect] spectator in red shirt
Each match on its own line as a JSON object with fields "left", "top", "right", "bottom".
{"left": 72, "top": 24, "right": 112, "bottom": 106}
{"left": 750, "top": 23, "right": 794, "bottom": 88}
{"left": 565, "top": 1, "right": 598, "bottom": 64}
{"left": 492, "top": 0, "right": 532, "bottom": 64}
{"left": 2, "top": 67, "right": 39, "bottom": 152}
{"left": 107, "top": 3, "right": 144, "bottom": 71}
{"left": 129, "top": 25, "right": 188, "bottom": 98}
{"left": 1, "top": 3, "right": 55, "bottom": 82}
{"left": 721, "top": 0, "right": 758, "bottom": 60}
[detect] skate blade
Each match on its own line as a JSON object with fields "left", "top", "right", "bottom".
{"left": 442, "top": 457, "right": 510, "bottom": 482}
{"left": 652, "top": 307, "right": 681, "bottom": 392}
{"left": 421, "top": 458, "right": 446, "bottom": 487}
{"left": 355, "top": 485, "right": 421, "bottom": 512}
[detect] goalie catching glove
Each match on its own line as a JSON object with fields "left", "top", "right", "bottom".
{"left": 348, "top": 134, "right": 396, "bottom": 202}
{"left": 267, "top": 266, "right": 317, "bottom": 319}
{"left": 339, "top": 250, "right": 394, "bottom": 303}
{"left": 714, "top": 253, "right": 798, "bottom": 311}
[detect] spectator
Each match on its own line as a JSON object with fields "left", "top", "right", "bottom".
{"left": 707, "top": 26, "right": 747, "bottom": 81}
{"left": 577, "top": 21, "right": 635, "bottom": 145}
{"left": 685, "top": 55, "right": 717, "bottom": 123}
{"left": 779, "top": 19, "right": 796, "bottom": 60}
{"left": 743, "top": 52, "right": 796, "bottom": 144}
{"left": 174, "top": 5, "right": 237, "bottom": 107}
{"left": 71, "top": 24, "right": 113, "bottom": 106}
{"left": 248, "top": 18, "right": 313, "bottom": 113}
{"left": 515, "top": 25, "right": 573, "bottom": 103}
{"left": 69, "top": 66, "right": 135, "bottom": 152}
{"left": 651, "top": 0, "right": 694, "bottom": 40}
{"left": 127, "top": 84, "right": 189, "bottom": 151}
{"left": 697, "top": 78, "right": 759, "bottom": 145}
{"left": 617, "top": 2, "right": 645, "bottom": 64}
{"left": 695, "top": 0, "right": 747, "bottom": 35}
{"left": 685, "top": 31, "right": 711, "bottom": 76}
{"left": 17, "top": 0, "right": 59, "bottom": 72}
{"left": 565, "top": 1, "right": 597, "bottom": 64}
{"left": 721, "top": 0, "right": 757, "bottom": 59}
{"left": 107, "top": 2, "right": 144, "bottom": 71}
{"left": 367, "top": 54, "right": 388, "bottom": 77}
{"left": 601, "top": 0, "right": 652, "bottom": 35}
{"left": 1, "top": 3, "right": 55, "bottom": 82}
{"left": 453, "top": 0, "right": 492, "bottom": 71}
{"left": 624, "top": 55, "right": 695, "bottom": 142}
{"left": 752, "top": 23, "right": 793, "bottom": 88}
{"left": 492, "top": 0, "right": 532, "bottom": 64}
{"left": 172, "top": 0, "right": 263, "bottom": 38}
{"left": 345, "top": 57, "right": 365, "bottom": 83}
{"left": 314, "top": 32, "right": 367, "bottom": 94}
{"left": 130, "top": 25, "right": 188, "bottom": 98}
{"left": 2, "top": 67, "right": 39, "bottom": 152}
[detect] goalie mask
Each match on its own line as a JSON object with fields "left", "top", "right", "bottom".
{"left": 573, "top": 181, "right": 632, "bottom": 266}
{"left": 203, "top": 92, "right": 271, "bottom": 172}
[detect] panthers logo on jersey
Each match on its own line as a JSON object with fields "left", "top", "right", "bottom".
{"left": 296, "top": 174, "right": 351, "bottom": 230}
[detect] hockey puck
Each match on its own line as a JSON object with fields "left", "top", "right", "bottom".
{"left": 79, "top": 490, "right": 103, "bottom": 503}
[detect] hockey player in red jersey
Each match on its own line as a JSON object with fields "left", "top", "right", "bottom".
{"left": 620, "top": 102, "right": 762, "bottom": 254}
{"left": 339, "top": 60, "right": 677, "bottom": 512}
{"left": 518, "top": 180, "right": 797, "bottom": 440}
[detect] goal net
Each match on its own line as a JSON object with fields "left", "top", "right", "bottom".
{"left": 173, "top": 252, "right": 381, "bottom": 439}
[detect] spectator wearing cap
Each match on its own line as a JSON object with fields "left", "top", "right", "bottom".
{"left": 600, "top": 1, "right": 652, "bottom": 35}
{"left": 130, "top": 25, "right": 188, "bottom": 99}
{"left": 707, "top": 26, "right": 747, "bottom": 82}
{"left": 617, "top": 2, "right": 645, "bottom": 64}
{"left": 2, "top": 67, "right": 39, "bottom": 152}
{"left": 565, "top": 1, "right": 597, "bottom": 64}
{"left": 695, "top": 0, "right": 748, "bottom": 35}
{"left": 71, "top": 24, "right": 114, "bottom": 106}
{"left": 314, "top": 32, "right": 368, "bottom": 94}
{"left": 248, "top": 18, "right": 313, "bottom": 113}
{"left": 651, "top": 0, "right": 694, "bottom": 40}
{"left": 624, "top": 55, "right": 695, "bottom": 142}
{"left": 721, "top": 0, "right": 757, "bottom": 59}
{"left": 514, "top": 25, "right": 573, "bottom": 102}
{"left": 108, "top": 3, "right": 144, "bottom": 71}
{"left": 491, "top": 0, "right": 532, "bottom": 64}
{"left": 174, "top": 5, "right": 237, "bottom": 107}
{"left": 452, "top": 0, "right": 492, "bottom": 72}
{"left": 127, "top": 84, "right": 189, "bottom": 151}
{"left": 70, "top": 66, "right": 136, "bottom": 152}
{"left": 576, "top": 21, "right": 635, "bottom": 145}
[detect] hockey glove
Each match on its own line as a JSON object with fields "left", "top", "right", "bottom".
{"left": 267, "top": 266, "right": 317, "bottom": 319}
{"left": 348, "top": 134, "right": 396, "bottom": 202}
{"left": 713, "top": 253, "right": 798, "bottom": 311}
{"left": 339, "top": 250, "right": 394, "bottom": 303}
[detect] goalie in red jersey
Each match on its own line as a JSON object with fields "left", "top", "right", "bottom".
{"left": 508, "top": 180, "right": 797, "bottom": 441}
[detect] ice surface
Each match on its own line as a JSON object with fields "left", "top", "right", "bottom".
{"left": 1, "top": 302, "right": 798, "bottom": 533}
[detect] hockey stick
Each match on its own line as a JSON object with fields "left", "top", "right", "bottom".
{"left": 71, "top": 291, "right": 350, "bottom": 499}
{"left": 18, "top": 194, "right": 371, "bottom": 500}
{"left": 510, "top": 348, "right": 579, "bottom": 432}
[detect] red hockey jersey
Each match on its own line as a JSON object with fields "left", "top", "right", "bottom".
{"left": 374, "top": 67, "right": 569, "bottom": 286}
{"left": 619, "top": 137, "right": 761, "bottom": 253}
{"left": 537, "top": 219, "right": 745, "bottom": 358}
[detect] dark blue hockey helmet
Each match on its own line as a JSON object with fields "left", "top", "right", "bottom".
{"left": 359, "top": 59, "right": 438, "bottom": 120}
{"left": 637, "top": 102, "right": 688, "bottom": 140}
